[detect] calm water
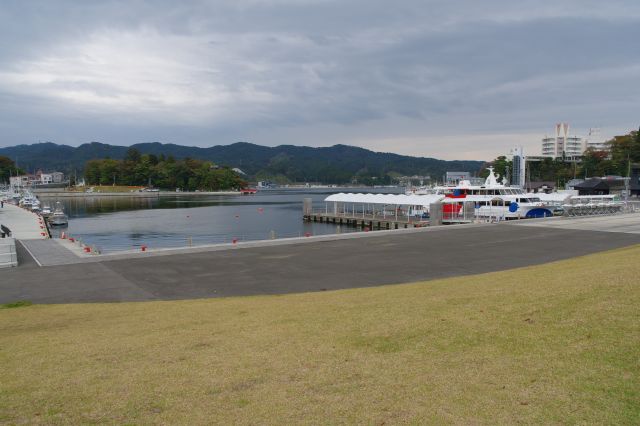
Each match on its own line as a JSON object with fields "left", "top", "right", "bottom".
{"left": 41, "top": 188, "right": 403, "bottom": 253}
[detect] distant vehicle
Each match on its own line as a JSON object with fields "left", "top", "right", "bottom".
{"left": 240, "top": 188, "right": 257, "bottom": 195}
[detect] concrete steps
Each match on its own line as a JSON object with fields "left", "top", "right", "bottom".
{"left": 0, "top": 238, "right": 18, "bottom": 268}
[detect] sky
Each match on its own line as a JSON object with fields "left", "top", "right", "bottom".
{"left": 0, "top": 0, "right": 639, "bottom": 160}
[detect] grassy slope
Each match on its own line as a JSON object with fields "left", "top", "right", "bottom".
{"left": 1, "top": 246, "right": 639, "bottom": 425}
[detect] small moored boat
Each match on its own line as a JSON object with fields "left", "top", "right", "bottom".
{"left": 41, "top": 204, "right": 53, "bottom": 217}
{"left": 49, "top": 202, "right": 68, "bottom": 227}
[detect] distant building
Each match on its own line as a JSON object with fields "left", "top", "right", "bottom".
{"left": 40, "top": 173, "right": 53, "bottom": 184}
{"left": 257, "top": 181, "right": 274, "bottom": 189}
{"left": 527, "top": 181, "right": 556, "bottom": 194}
{"left": 566, "top": 179, "right": 585, "bottom": 190}
{"left": 541, "top": 123, "right": 584, "bottom": 160}
{"left": 632, "top": 164, "right": 640, "bottom": 197}
{"left": 51, "top": 172, "right": 64, "bottom": 183}
{"left": 509, "top": 146, "right": 526, "bottom": 187}
{"left": 585, "top": 128, "right": 609, "bottom": 152}
{"left": 445, "top": 172, "right": 470, "bottom": 185}
{"left": 573, "top": 177, "right": 628, "bottom": 196}
{"left": 573, "top": 178, "right": 610, "bottom": 195}
{"left": 10, "top": 171, "right": 65, "bottom": 187}
{"left": 232, "top": 168, "right": 246, "bottom": 175}
{"left": 9, "top": 175, "right": 30, "bottom": 187}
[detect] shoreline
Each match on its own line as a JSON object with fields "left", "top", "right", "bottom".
{"left": 33, "top": 190, "right": 242, "bottom": 198}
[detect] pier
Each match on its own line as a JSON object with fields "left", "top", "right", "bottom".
{"left": 0, "top": 203, "right": 48, "bottom": 268}
{"left": 302, "top": 196, "right": 478, "bottom": 229}
{"left": 0, "top": 203, "right": 49, "bottom": 240}
{"left": 303, "top": 211, "right": 428, "bottom": 229}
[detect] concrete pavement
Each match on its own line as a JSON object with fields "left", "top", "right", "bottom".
{"left": 0, "top": 203, "right": 48, "bottom": 240}
{"left": 507, "top": 212, "right": 640, "bottom": 234}
{"left": 2, "top": 218, "right": 640, "bottom": 304}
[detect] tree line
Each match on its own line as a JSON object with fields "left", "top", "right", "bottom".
{"left": 83, "top": 148, "right": 247, "bottom": 191}
{"left": 0, "top": 156, "right": 24, "bottom": 184}
{"left": 485, "top": 128, "right": 640, "bottom": 186}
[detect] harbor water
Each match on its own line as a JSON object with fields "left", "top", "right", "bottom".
{"left": 40, "top": 188, "right": 402, "bottom": 253}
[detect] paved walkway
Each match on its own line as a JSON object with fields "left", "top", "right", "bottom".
{"left": 506, "top": 212, "right": 640, "bottom": 234}
{"left": 2, "top": 219, "right": 640, "bottom": 304}
{"left": 0, "top": 203, "right": 47, "bottom": 240}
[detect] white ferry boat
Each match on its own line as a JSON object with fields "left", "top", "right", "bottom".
{"left": 431, "top": 167, "right": 553, "bottom": 219}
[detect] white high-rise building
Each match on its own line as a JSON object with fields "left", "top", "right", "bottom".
{"left": 541, "top": 123, "right": 585, "bottom": 159}
{"left": 585, "top": 128, "right": 609, "bottom": 152}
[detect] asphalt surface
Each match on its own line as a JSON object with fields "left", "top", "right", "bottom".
{"left": 2, "top": 222, "right": 639, "bottom": 304}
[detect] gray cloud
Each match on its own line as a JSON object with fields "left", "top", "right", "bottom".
{"left": 0, "top": 0, "right": 639, "bottom": 159}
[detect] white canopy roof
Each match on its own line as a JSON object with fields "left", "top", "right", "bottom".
{"left": 324, "top": 193, "right": 444, "bottom": 207}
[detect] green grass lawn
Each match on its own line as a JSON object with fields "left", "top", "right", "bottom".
{"left": 1, "top": 245, "right": 639, "bottom": 424}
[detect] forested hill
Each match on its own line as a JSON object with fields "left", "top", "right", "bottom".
{"left": 0, "top": 141, "right": 484, "bottom": 184}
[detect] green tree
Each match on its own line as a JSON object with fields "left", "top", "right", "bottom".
{"left": 125, "top": 147, "right": 142, "bottom": 163}
{"left": 84, "top": 160, "right": 102, "bottom": 185}
{"left": 99, "top": 159, "right": 120, "bottom": 185}
{"left": 0, "top": 156, "right": 24, "bottom": 184}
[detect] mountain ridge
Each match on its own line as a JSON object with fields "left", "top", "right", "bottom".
{"left": 0, "top": 141, "right": 485, "bottom": 184}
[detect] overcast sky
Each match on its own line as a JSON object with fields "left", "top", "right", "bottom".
{"left": 0, "top": 0, "right": 638, "bottom": 160}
